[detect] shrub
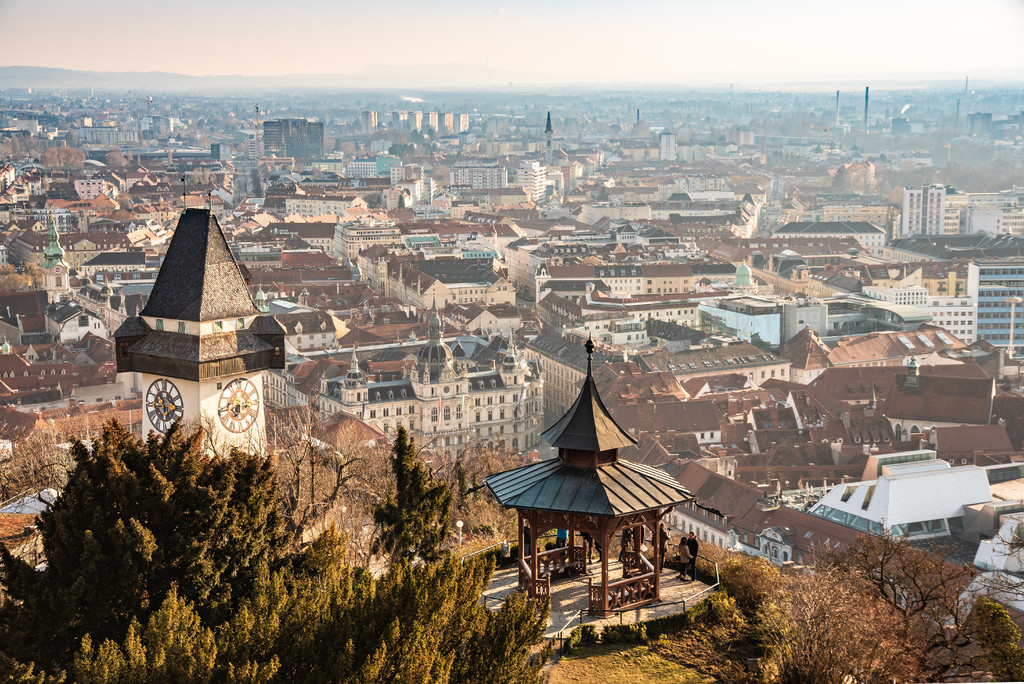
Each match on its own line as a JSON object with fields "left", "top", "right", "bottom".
{"left": 601, "top": 623, "right": 648, "bottom": 644}
{"left": 562, "top": 626, "right": 582, "bottom": 654}
{"left": 580, "top": 624, "right": 599, "bottom": 644}
{"left": 719, "top": 554, "right": 782, "bottom": 618}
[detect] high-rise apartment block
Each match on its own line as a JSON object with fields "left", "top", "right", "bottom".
{"left": 902, "top": 184, "right": 948, "bottom": 236}
{"left": 660, "top": 131, "right": 677, "bottom": 161}
{"left": 518, "top": 161, "right": 547, "bottom": 202}
{"left": 262, "top": 119, "right": 324, "bottom": 159}
{"left": 361, "top": 110, "right": 378, "bottom": 134}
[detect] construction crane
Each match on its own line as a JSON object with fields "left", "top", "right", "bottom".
{"left": 810, "top": 125, "right": 831, "bottom": 153}
{"left": 133, "top": 96, "right": 153, "bottom": 118}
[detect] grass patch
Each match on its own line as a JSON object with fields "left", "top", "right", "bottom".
{"left": 548, "top": 642, "right": 714, "bottom": 684}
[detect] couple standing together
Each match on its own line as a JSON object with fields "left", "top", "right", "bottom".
{"left": 678, "top": 531, "right": 699, "bottom": 582}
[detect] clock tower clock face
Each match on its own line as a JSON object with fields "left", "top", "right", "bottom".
{"left": 146, "top": 378, "right": 184, "bottom": 433}
{"left": 218, "top": 378, "right": 260, "bottom": 433}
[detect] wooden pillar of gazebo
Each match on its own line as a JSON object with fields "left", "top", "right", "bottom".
{"left": 599, "top": 524, "right": 610, "bottom": 615}
{"left": 653, "top": 515, "right": 661, "bottom": 597}
{"left": 529, "top": 510, "right": 539, "bottom": 594}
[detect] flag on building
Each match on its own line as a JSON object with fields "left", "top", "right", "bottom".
{"left": 438, "top": 395, "right": 443, "bottom": 425}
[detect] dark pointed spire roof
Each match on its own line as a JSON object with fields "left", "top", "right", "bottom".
{"left": 540, "top": 337, "right": 636, "bottom": 452}
{"left": 545, "top": 110, "right": 553, "bottom": 134}
{"left": 140, "top": 208, "right": 258, "bottom": 322}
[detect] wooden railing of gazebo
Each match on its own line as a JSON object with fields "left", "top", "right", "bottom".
{"left": 589, "top": 551, "right": 657, "bottom": 613}
{"left": 518, "top": 557, "right": 550, "bottom": 599}
{"left": 520, "top": 544, "right": 587, "bottom": 599}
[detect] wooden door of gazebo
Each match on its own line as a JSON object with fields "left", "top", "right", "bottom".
{"left": 486, "top": 338, "right": 693, "bottom": 615}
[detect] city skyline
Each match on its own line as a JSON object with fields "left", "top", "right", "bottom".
{"left": 3, "top": 0, "right": 1024, "bottom": 87}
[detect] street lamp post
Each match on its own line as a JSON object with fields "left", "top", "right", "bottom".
{"left": 1006, "top": 296, "right": 1023, "bottom": 358}
{"left": 456, "top": 520, "right": 464, "bottom": 548}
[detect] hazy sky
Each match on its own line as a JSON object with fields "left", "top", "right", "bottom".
{"left": 3, "top": 0, "right": 1024, "bottom": 85}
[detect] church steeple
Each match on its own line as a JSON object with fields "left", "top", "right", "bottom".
{"left": 428, "top": 295, "right": 442, "bottom": 341}
{"left": 42, "top": 215, "right": 70, "bottom": 299}
{"left": 544, "top": 110, "right": 554, "bottom": 166}
{"left": 43, "top": 216, "right": 67, "bottom": 268}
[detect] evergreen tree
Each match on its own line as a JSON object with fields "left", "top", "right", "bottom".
{"left": 373, "top": 427, "right": 452, "bottom": 562}
{"left": 0, "top": 423, "right": 548, "bottom": 682}
{"left": 0, "top": 421, "right": 286, "bottom": 669}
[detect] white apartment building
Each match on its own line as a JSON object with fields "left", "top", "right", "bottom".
{"left": 450, "top": 165, "right": 508, "bottom": 189}
{"left": 284, "top": 195, "right": 366, "bottom": 218}
{"left": 902, "top": 184, "right": 947, "bottom": 236}
{"left": 518, "top": 161, "right": 547, "bottom": 202}
{"left": 927, "top": 296, "right": 977, "bottom": 342}
{"left": 862, "top": 285, "right": 976, "bottom": 342}
{"left": 346, "top": 160, "right": 381, "bottom": 178}
{"left": 659, "top": 132, "right": 677, "bottom": 162}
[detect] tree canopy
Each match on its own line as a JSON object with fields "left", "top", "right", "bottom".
{"left": 0, "top": 421, "right": 548, "bottom": 683}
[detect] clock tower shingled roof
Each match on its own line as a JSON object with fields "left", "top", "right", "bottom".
{"left": 140, "top": 208, "right": 258, "bottom": 322}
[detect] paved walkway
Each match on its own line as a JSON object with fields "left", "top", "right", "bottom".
{"left": 482, "top": 559, "right": 714, "bottom": 638}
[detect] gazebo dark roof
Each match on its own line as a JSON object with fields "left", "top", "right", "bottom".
{"left": 140, "top": 208, "right": 258, "bottom": 322}
{"left": 486, "top": 337, "right": 691, "bottom": 517}
{"left": 539, "top": 338, "right": 636, "bottom": 452}
{"left": 485, "top": 457, "right": 691, "bottom": 516}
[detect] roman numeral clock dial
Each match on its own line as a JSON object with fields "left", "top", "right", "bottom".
{"left": 145, "top": 378, "right": 184, "bottom": 433}
{"left": 218, "top": 378, "right": 260, "bottom": 433}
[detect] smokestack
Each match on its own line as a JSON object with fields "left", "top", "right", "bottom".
{"left": 864, "top": 87, "right": 869, "bottom": 129}
{"left": 636, "top": 109, "right": 640, "bottom": 124}
{"left": 835, "top": 90, "right": 840, "bottom": 127}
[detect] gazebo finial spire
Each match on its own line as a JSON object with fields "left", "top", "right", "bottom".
{"left": 585, "top": 335, "right": 595, "bottom": 377}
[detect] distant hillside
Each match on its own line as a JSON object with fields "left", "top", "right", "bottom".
{"left": 0, "top": 64, "right": 546, "bottom": 91}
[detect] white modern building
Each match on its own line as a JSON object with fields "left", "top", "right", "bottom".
{"left": 659, "top": 132, "right": 677, "bottom": 162}
{"left": 518, "top": 161, "right": 547, "bottom": 202}
{"left": 902, "top": 184, "right": 948, "bottom": 236}
{"left": 810, "top": 451, "right": 993, "bottom": 539}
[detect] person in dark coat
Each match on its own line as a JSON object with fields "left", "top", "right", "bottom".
{"left": 685, "top": 531, "right": 699, "bottom": 581}
{"left": 658, "top": 523, "right": 669, "bottom": 565}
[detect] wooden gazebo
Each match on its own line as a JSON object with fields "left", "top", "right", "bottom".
{"left": 485, "top": 338, "right": 693, "bottom": 615}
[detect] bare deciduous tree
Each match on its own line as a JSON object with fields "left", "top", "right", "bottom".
{"left": 757, "top": 569, "right": 920, "bottom": 684}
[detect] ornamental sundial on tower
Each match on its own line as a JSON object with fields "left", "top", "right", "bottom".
{"left": 113, "top": 208, "right": 285, "bottom": 451}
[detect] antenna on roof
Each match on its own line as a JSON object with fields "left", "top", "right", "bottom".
{"left": 180, "top": 175, "right": 187, "bottom": 213}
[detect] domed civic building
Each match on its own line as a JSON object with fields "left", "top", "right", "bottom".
{"left": 320, "top": 304, "right": 544, "bottom": 457}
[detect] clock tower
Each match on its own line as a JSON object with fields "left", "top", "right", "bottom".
{"left": 113, "top": 208, "right": 285, "bottom": 453}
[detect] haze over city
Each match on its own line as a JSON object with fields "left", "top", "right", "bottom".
{"left": 3, "top": 0, "right": 1024, "bottom": 87}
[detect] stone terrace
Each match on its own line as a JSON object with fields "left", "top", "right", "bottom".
{"left": 482, "top": 559, "right": 715, "bottom": 638}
